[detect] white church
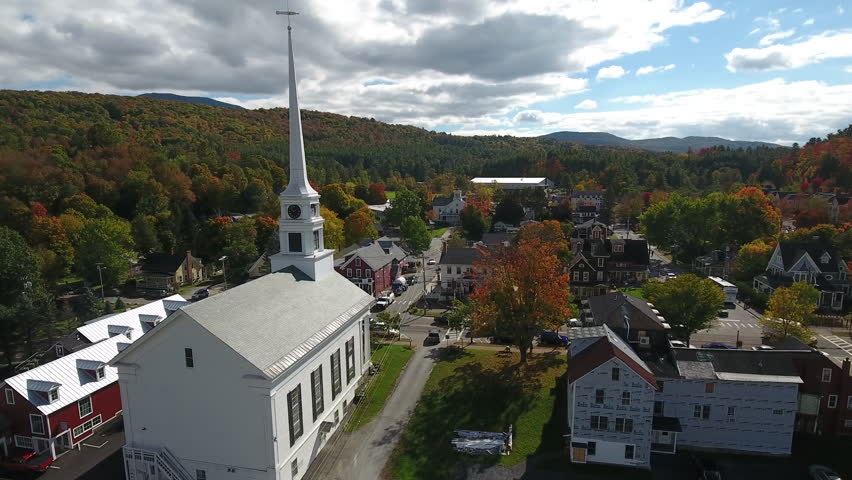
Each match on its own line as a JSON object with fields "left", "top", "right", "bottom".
{"left": 112, "top": 17, "right": 374, "bottom": 480}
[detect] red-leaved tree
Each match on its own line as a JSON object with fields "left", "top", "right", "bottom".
{"left": 470, "top": 222, "right": 571, "bottom": 363}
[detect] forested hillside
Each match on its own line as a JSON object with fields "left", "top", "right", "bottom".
{"left": 0, "top": 89, "right": 849, "bottom": 288}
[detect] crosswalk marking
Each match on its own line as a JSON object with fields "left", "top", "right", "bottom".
{"left": 821, "top": 335, "right": 852, "bottom": 356}
{"left": 716, "top": 321, "right": 759, "bottom": 329}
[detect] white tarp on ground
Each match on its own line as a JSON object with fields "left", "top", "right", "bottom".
{"left": 451, "top": 426, "right": 512, "bottom": 456}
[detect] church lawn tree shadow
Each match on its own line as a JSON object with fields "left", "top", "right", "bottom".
{"left": 388, "top": 349, "right": 566, "bottom": 480}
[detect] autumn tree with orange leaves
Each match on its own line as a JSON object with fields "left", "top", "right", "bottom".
{"left": 470, "top": 221, "right": 571, "bottom": 363}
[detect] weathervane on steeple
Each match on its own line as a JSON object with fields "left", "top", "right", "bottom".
{"left": 275, "top": 1, "right": 299, "bottom": 30}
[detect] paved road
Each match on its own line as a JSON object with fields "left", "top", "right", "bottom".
{"left": 692, "top": 303, "right": 765, "bottom": 348}
{"left": 304, "top": 344, "right": 441, "bottom": 480}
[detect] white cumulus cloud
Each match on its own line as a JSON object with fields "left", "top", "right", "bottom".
{"left": 689, "top": 35, "right": 700, "bottom": 43}
{"left": 574, "top": 99, "right": 598, "bottom": 110}
{"left": 839, "top": 5, "right": 846, "bottom": 15}
{"left": 636, "top": 64, "right": 676, "bottom": 75}
{"left": 455, "top": 79, "right": 852, "bottom": 144}
{"left": 759, "top": 29, "right": 795, "bottom": 46}
{"left": 803, "top": 18, "right": 815, "bottom": 26}
{"left": 597, "top": 65, "right": 627, "bottom": 79}
{"left": 726, "top": 31, "right": 852, "bottom": 72}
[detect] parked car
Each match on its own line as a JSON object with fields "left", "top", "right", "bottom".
{"left": 426, "top": 329, "right": 441, "bottom": 345}
{"left": 144, "top": 289, "right": 168, "bottom": 299}
{"left": 666, "top": 272, "right": 677, "bottom": 278}
{"left": 809, "top": 465, "right": 842, "bottom": 480}
{"left": 191, "top": 288, "right": 210, "bottom": 301}
{"left": 427, "top": 258, "right": 436, "bottom": 265}
{"left": 0, "top": 450, "right": 54, "bottom": 473}
{"left": 375, "top": 293, "right": 395, "bottom": 310}
{"left": 568, "top": 318, "right": 582, "bottom": 328}
{"left": 670, "top": 340, "right": 689, "bottom": 348}
{"left": 752, "top": 345, "right": 775, "bottom": 351}
{"left": 717, "top": 310, "right": 729, "bottom": 318}
{"left": 371, "top": 321, "right": 388, "bottom": 331}
{"left": 702, "top": 342, "right": 736, "bottom": 350}
{"left": 692, "top": 456, "right": 723, "bottom": 480}
{"left": 539, "top": 331, "right": 568, "bottom": 347}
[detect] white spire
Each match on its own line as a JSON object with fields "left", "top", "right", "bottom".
{"left": 281, "top": 23, "right": 317, "bottom": 197}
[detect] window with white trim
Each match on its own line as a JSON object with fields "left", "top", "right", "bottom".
{"left": 291, "top": 459, "right": 298, "bottom": 478}
{"left": 79, "top": 396, "right": 93, "bottom": 418}
{"left": 597, "top": 258, "right": 604, "bottom": 267}
{"left": 72, "top": 415, "right": 101, "bottom": 437}
{"left": 55, "top": 344, "right": 64, "bottom": 357}
{"left": 621, "top": 391, "right": 631, "bottom": 406}
{"left": 287, "top": 385, "right": 303, "bottom": 446}
{"left": 48, "top": 387, "right": 59, "bottom": 403}
{"left": 30, "top": 414, "right": 45, "bottom": 435}
{"left": 311, "top": 366, "right": 324, "bottom": 421}
{"left": 615, "top": 418, "right": 634, "bottom": 433}
{"left": 14, "top": 435, "right": 33, "bottom": 450}
{"left": 346, "top": 337, "right": 356, "bottom": 383}
{"left": 355, "top": 258, "right": 361, "bottom": 267}
{"left": 828, "top": 395, "right": 838, "bottom": 409}
{"left": 355, "top": 269, "right": 362, "bottom": 278}
{"left": 693, "top": 404, "right": 710, "bottom": 419}
{"left": 573, "top": 271, "right": 580, "bottom": 282}
{"left": 597, "top": 271, "right": 604, "bottom": 281}
{"left": 346, "top": 268, "right": 352, "bottom": 277}
{"left": 583, "top": 271, "right": 589, "bottom": 282}
{"left": 614, "top": 244, "right": 624, "bottom": 253}
{"left": 96, "top": 366, "right": 105, "bottom": 380}
{"left": 4, "top": 388, "right": 14, "bottom": 405}
{"left": 365, "top": 269, "right": 371, "bottom": 277}
{"left": 822, "top": 368, "right": 832, "bottom": 383}
{"left": 330, "top": 350, "right": 342, "bottom": 399}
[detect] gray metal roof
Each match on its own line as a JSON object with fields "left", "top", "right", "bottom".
{"left": 75, "top": 359, "right": 104, "bottom": 371}
{"left": 180, "top": 267, "right": 373, "bottom": 379}
{"left": 715, "top": 372, "right": 803, "bottom": 384}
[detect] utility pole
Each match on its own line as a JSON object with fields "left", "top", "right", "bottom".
{"left": 95, "top": 263, "right": 105, "bottom": 304}
{"left": 219, "top": 255, "right": 228, "bottom": 290}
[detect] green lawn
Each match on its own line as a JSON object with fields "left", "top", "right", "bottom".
{"left": 390, "top": 349, "right": 567, "bottom": 479}
{"left": 385, "top": 190, "right": 397, "bottom": 200}
{"left": 431, "top": 227, "right": 449, "bottom": 238}
{"left": 619, "top": 287, "right": 647, "bottom": 300}
{"left": 345, "top": 344, "right": 414, "bottom": 432}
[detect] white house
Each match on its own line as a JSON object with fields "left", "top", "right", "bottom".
{"left": 432, "top": 190, "right": 466, "bottom": 224}
{"left": 436, "top": 247, "right": 484, "bottom": 301}
{"left": 111, "top": 21, "right": 374, "bottom": 480}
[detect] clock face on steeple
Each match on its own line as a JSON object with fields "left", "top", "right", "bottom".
{"left": 288, "top": 204, "right": 302, "bottom": 219}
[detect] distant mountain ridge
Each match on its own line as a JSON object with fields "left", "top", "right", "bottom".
{"left": 137, "top": 93, "right": 244, "bottom": 110}
{"left": 541, "top": 131, "right": 780, "bottom": 153}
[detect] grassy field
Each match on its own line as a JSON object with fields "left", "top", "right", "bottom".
{"left": 431, "top": 227, "right": 449, "bottom": 238}
{"left": 619, "top": 287, "right": 647, "bottom": 300}
{"left": 390, "top": 349, "right": 567, "bottom": 479}
{"left": 345, "top": 344, "right": 414, "bottom": 432}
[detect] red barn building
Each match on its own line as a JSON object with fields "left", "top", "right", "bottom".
{"left": 334, "top": 240, "right": 407, "bottom": 297}
{"left": 0, "top": 336, "right": 127, "bottom": 459}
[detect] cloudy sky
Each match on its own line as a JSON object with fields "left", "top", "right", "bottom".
{"left": 2, "top": 0, "right": 851, "bottom": 144}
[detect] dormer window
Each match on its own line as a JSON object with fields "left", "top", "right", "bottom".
{"left": 614, "top": 244, "right": 624, "bottom": 253}
{"left": 96, "top": 366, "right": 105, "bottom": 380}
{"left": 107, "top": 325, "right": 133, "bottom": 340}
{"left": 27, "top": 380, "right": 61, "bottom": 404}
{"left": 55, "top": 344, "right": 64, "bottom": 357}
{"left": 821, "top": 252, "right": 831, "bottom": 264}
{"left": 77, "top": 359, "right": 106, "bottom": 383}
{"left": 49, "top": 387, "right": 59, "bottom": 403}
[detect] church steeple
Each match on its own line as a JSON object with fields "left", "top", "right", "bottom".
{"left": 270, "top": 11, "right": 334, "bottom": 281}
{"left": 281, "top": 22, "right": 318, "bottom": 198}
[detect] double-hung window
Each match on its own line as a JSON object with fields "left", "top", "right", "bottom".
{"left": 311, "top": 367, "right": 324, "bottom": 421}
{"left": 822, "top": 368, "right": 832, "bottom": 383}
{"left": 611, "top": 367, "right": 620, "bottom": 381}
{"left": 30, "top": 414, "right": 45, "bottom": 435}
{"left": 287, "top": 385, "right": 303, "bottom": 446}
{"left": 330, "top": 350, "right": 342, "bottom": 399}
{"left": 78, "top": 396, "right": 93, "bottom": 418}
{"left": 594, "top": 389, "right": 604, "bottom": 404}
{"left": 828, "top": 395, "right": 838, "bottom": 409}
{"left": 693, "top": 404, "right": 711, "bottom": 419}
{"left": 185, "top": 348, "right": 194, "bottom": 368}
{"left": 590, "top": 415, "right": 608, "bottom": 430}
{"left": 624, "top": 445, "right": 635, "bottom": 460}
{"left": 345, "top": 337, "right": 356, "bottom": 383}
{"left": 4, "top": 388, "right": 14, "bottom": 405}
{"left": 621, "top": 391, "right": 631, "bottom": 406}
{"left": 615, "top": 418, "right": 633, "bottom": 433}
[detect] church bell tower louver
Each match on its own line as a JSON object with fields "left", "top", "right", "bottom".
{"left": 270, "top": 14, "right": 335, "bottom": 281}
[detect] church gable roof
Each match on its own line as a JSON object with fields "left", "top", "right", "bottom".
{"left": 173, "top": 268, "right": 372, "bottom": 379}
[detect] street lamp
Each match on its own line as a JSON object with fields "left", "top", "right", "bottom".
{"left": 219, "top": 256, "right": 228, "bottom": 290}
{"left": 95, "top": 263, "right": 105, "bottom": 304}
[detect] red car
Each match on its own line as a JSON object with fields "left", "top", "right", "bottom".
{"left": 1, "top": 450, "right": 54, "bottom": 474}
